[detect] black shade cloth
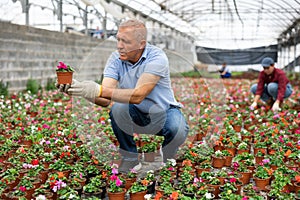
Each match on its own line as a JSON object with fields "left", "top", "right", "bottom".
{"left": 195, "top": 45, "right": 278, "bottom": 65}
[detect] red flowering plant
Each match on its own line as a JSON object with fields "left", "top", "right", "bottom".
{"left": 107, "top": 164, "right": 125, "bottom": 193}
{"left": 48, "top": 172, "right": 68, "bottom": 193}
{"left": 56, "top": 62, "right": 74, "bottom": 72}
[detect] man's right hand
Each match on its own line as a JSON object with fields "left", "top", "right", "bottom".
{"left": 250, "top": 102, "right": 257, "bottom": 109}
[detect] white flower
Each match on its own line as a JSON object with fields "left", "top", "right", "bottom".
{"left": 167, "top": 158, "right": 176, "bottom": 166}
{"left": 205, "top": 192, "right": 213, "bottom": 199}
{"left": 36, "top": 195, "right": 46, "bottom": 200}
{"left": 144, "top": 194, "right": 152, "bottom": 200}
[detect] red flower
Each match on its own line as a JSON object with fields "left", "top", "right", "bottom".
{"left": 31, "top": 159, "right": 39, "bottom": 165}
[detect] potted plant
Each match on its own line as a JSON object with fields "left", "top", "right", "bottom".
{"left": 215, "top": 168, "right": 228, "bottom": 185}
{"left": 107, "top": 166, "right": 126, "bottom": 200}
{"left": 211, "top": 150, "right": 225, "bottom": 168}
{"left": 253, "top": 165, "right": 272, "bottom": 191}
{"left": 56, "top": 61, "right": 75, "bottom": 84}
{"left": 140, "top": 170, "right": 156, "bottom": 194}
{"left": 58, "top": 187, "right": 81, "bottom": 200}
{"left": 127, "top": 180, "right": 148, "bottom": 200}
{"left": 122, "top": 168, "right": 138, "bottom": 190}
{"left": 236, "top": 141, "right": 250, "bottom": 154}
{"left": 82, "top": 180, "right": 104, "bottom": 199}
{"left": 195, "top": 160, "right": 212, "bottom": 178}
{"left": 141, "top": 141, "right": 157, "bottom": 162}
{"left": 207, "top": 176, "right": 221, "bottom": 197}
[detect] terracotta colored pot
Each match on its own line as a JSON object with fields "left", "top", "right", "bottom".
{"left": 56, "top": 72, "right": 73, "bottom": 84}
{"left": 253, "top": 177, "right": 271, "bottom": 191}
{"left": 107, "top": 188, "right": 126, "bottom": 200}
{"left": 130, "top": 190, "right": 147, "bottom": 200}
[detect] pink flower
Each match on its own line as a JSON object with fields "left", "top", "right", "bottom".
{"left": 230, "top": 177, "right": 236, "bottom": 183}
{"left": 115, "top": 178, "right": 123, "bottom": 186}
{"left": 242, "top": 197, "right": 248, "bottom": 200}
{"left": 262, "top": 159, "right": 270, "bottom": 164}
{"left": 232, "top": 162, "right": 239, "bottom": 170}
{"left": 193, "top": 177, "right": 200, "bottom": 183}
{"left": 57, "top": 62, "right": 68, "bottom": 70}
{"left": 42, "top": 124, "right": 50, "bottom": 129}
{"left": 19, "top": 186, "right": 26, "bottom": 192}
{"left": 279, "top": 135, "right": 284, "bottom": 143}
{"left": 168, "top": 167, "right": 175, "bottom": 171}
{"left": 110, "top": 174, "right": 118, "bottom": 181}
{"left": 112, "top": 168, "right": 118, "bottom": 175}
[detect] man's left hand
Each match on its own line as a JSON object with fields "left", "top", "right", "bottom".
{"left": 272, "top": 101, "right": 280, "bottom": 112}
{"left": 68, "top": 80, "right": 101, "bottom": 99}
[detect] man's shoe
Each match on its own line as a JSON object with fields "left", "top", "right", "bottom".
{"left": 119, "top": 159, "right": 142, "bottom": 173}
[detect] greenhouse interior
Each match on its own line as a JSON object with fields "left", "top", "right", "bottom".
{"left": 0, "top": 0, "right": 300, "bottom": 199}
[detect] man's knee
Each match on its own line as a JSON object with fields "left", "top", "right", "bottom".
{"left": 267, "top": 83, "right": 278, "bottom": 96}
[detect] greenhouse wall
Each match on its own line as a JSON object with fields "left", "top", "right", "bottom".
{"left": 0, "top": 21, "right": 194, "bottom": 93}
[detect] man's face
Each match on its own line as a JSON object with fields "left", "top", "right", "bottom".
{"left": 263, "top": 65, "right": 274, "bottom": 75}
{"left": 116, "top": 26, "right": 143, "bottom": 63}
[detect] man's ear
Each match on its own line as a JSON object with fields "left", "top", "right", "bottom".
{"left": 140, "top": 40, "right": 146, "bottom": 49}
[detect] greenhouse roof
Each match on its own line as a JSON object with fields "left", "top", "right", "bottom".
{"left": 1, "top": 0, "right": 299, "bottom": 49}
{"left": 111, "top": 0, "right": 300, "bottom": 49}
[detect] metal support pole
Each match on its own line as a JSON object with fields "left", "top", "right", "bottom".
{"left": 59, "top": 0, "right": 63, "bottom": 32}
{"left": 25, "top": 0, "right": 29, "bottom": 25}
{"left": 103, "top": 12, "right": 107, "bottom": 39}
{"left": 84, "top": 6, "right": 88, "bottom": 35}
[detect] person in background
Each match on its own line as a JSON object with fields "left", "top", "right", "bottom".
{"left": 57, "top": 18, "right": 189, "bottom": 173}
{"left": 219, "top": 62, "right": 231, "bottom": 78}
{"left": 250, "top": 57, "right": 293, "bottom": 111}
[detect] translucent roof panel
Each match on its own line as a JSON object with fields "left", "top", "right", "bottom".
{"left": 1, "top": 0, "right": 299, "bottom": 49}
{"left": 115, "top": 0, "right": 300, "bottom": 49}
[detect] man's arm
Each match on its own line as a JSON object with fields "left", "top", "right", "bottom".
{"left": 101, "top": 73, "right": 160, "bottom": 104}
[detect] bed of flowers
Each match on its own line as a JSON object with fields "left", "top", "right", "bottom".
{"left": 0, "top": 76, "right": 299, "bottom": 200}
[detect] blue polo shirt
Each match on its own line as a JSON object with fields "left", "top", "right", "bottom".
{"left": 103, "top": 43, "right": 181, "bottom": 113}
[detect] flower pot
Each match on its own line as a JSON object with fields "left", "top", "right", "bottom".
{"left": 239, "top": 170, "right": 252, "bottom": 184}
{"left": 233, "top": 125, "right": 242, "bottom": 132}
{"left": 236, "top": 149, "right": 250, "bottom": 155}
{"left": 82, "top": 189, "right": 103, "bottom": 199}
{"left": 224, "top": 147, "right": 236, "bottom": 156}
{"left": 255, "top": 156, "right": 265, "bottom": 165}
{"left": 74, "top": 177, "right": 87, "bottom": 187}
{"left": 211, "top": 156, "right": 225, "bottom": 168}
{"left": 124, "top": 177, "right": 137, "bottom": 190}
{"left": 146, "top": 180, "right": 156, "bottom": 194}
{"left": 129, "top": 190, "right": 147, "bottom": 200}
{"left": 195, "top": 165, "right": 211, "bottom": 177}
{"left": 253, "top": 177, "right": 271, "bottom": 191}
{"left": 56, "top": 72, "right": 73, "bottom": 84}
{"left": 207, "top": 184, "right": 220, "bottom": 197}
{"left": 107, "top": 188, "right": 126, "bottom": 200}
{"left": 253, "top": 147, "right": 267, "bottom": 155}
{"left": 224, "top": 155, "right": 233, "bottom": 167}
{"left": 144, "top": 152, "right": 155, "bottom": 162}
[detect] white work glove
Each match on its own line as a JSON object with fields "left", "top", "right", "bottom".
{"left": 67, "top": 79, "right": 101, "bottom": 99}
{"left": 271, "top": 101, "right": 280, "bottom": 112}
{"left": 250, "top": 102, "right": 257, "bottom": 109}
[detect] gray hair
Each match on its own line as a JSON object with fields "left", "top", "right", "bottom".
{"left": 119, "top": 18, "right": 147, "bottom": 42}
